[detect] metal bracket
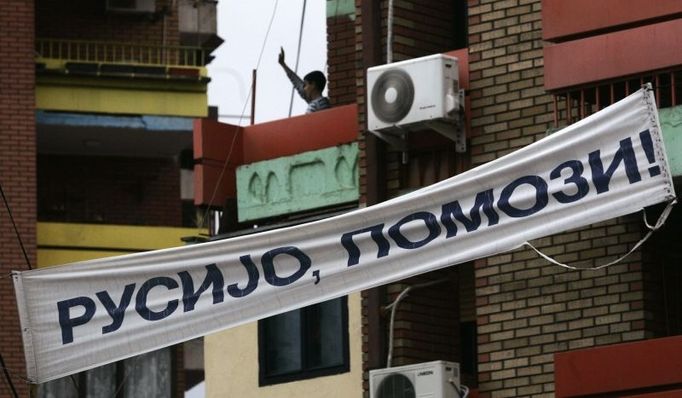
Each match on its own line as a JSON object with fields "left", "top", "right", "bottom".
{"left": 369, "top": 89, "right": 466, "bottom": 152}
{"left": 368, "top": 128, "right": 407, "bottom": 152}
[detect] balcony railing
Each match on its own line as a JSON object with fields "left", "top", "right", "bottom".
{"left": 36, "top": 38, "right": 208, "bottom": 67}
{"left": 552, "top": 67, "right": 682, "bottom": 127}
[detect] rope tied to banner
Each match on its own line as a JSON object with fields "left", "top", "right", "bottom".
{"left": 642, "top": 82, "right": 675, "bottom": 200}
{"left": 523, "top": 197, "right": 677, "bottom": 271}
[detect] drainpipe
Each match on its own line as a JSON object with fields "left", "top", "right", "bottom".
{"left": 361, "top": 0, "right": 387, "bottom": 372}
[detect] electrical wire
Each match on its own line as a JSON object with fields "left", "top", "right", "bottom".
{"left": 384, "top": 278, "right": 449, "bottom": 367}
{"left": 524, "top": 198, "right": 677, "bottom": 271}
{"left": 197, "top": 0, "right": 281, "bottom": 233}
{"left": 456, "top": 383, "right": 469, "bottom": 398}
{"left": 0, "top": 181, "right": 33, "bottom": 270}
{"left": 387, "top": 0, "right": 394, "bottom": 63}
{"left": 0, "top": 179, "right": 33, "bottom": 397}
{"left": 288, "top": 0, "right": 307, "bottom": 117}
{"left": 69, "top": 374, "right": 80, "bottom": 395}
{"left": 0, "top": 353, "right": 19, "bottom": 398}
{"left": 110, "top": 355, "right": 141, "bottom": 398}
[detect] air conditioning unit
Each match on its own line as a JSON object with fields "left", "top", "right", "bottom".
{"left": 367, "top": 54, "right": 465, "bottom": 151}
{"left": 106, "top": 0, "right": 156, "bottom": 13}
{"left": 369, "top": 360, "right": 461, "bottom": 398}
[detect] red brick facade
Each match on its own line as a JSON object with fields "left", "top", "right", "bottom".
{"left": 327, "top": 11, "right": 356, "bottom": 106}
{"left": 350, "top": 1, "right": 471, "bottom": 396}
{"left": 36, "top": 0, "right": 179, "bottom": 46}
{"left": 38, "top": 155, "right": 183, "bottom": 226}
{"left": 0, "top": 0, "right": 36, "bottom": 396}
{"left": 464, "top": 1, "right": 669, "bottom": 396}
{"left": 336, "top": 0, "right": 682, "bottom": 397}
{"left": 0, "top": 0, "right": 191, "bottom": 395}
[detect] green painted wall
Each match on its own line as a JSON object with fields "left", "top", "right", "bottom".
{"left": 237, "top": 143, "right": 359, "bottom": 222}
{"left": 327, "top": 0, "right": 355, "bottom": 18}
{"left": 660, "top": 105, "right": 682, "bottom": 177}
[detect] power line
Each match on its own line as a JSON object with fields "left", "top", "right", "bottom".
{"left": 0, "top": 353, "right": 19, "bottom": 398}
{"left": 198, "top": 0, "right": 281, "bottom": 232}
{"left": 0, "top": 181, "right": 33, "bottom": 270}
{"left": 288, "top": 0, "right": 308, "bottom": 117}
{"left": 0, "top": 180, "right": 32, "bottom": 397}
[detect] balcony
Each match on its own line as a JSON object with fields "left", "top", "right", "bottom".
{"left": 554, "top": 335, "right": 682, "bottom": 397}
{"left": 541, "top": 0, "right": 682, "bottom": 92}
{"left": 37, "top": 222, "right": 204, "bottom": 267}
{"left": 193, "top": 105, "right": 359, "bottom": 222}
{"left": 35, "top": 38, "right": 209, "bottom": 117}
{"left": 36, "top": 38, "right": 210, "bottom": 67}
{"left": 236, "top": 143, "right": 359, "bottom": 222}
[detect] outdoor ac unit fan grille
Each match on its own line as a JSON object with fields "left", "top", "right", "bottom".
{"left": 370, "top": 69, "right": 415, "bottom": 124}
{"left": 376, "top": 373, "right": 416, "bottom": 398}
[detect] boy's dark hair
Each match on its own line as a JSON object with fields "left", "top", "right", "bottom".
{"left": 304, "top": 70, "right": 326, "bottom": 92}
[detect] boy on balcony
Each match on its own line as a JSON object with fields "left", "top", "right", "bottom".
{"left": 278, "top": 47, "right": 331, "bottom": 113}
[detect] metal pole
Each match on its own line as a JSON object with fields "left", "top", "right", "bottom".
{"left": 251, "top": 69, "right": 257, "bottom": 125}
{"left": 288, "top": 0, "right": 307, "bottom": 117}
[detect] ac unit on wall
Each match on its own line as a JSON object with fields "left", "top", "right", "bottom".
{"left": 369, "top": 360, "right": 461, "bottom": 398}
{"left": 105, "top": 0, "right": 156, "bottom": 13}
{"left": 366, "top": 54, "right": 465, "bottom": 152}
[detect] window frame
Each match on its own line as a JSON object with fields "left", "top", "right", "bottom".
{"left": 258, "top": 296, "right": 350, "bottom": 386}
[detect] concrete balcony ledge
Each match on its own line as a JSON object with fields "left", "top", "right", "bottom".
{"left": 541, "top": 0, "right": 682, "bottom": 42}
{"left": 236, "top": 143, "right": 359, "bottom": 222}
{"left": 554, "top": 335, "right": 682, "bottom": 397}
{"left": 194, "top": 104, "right": 358, "bottom": 206}
{"left": 37, "top": 222, "right": 206, "bottom": 267}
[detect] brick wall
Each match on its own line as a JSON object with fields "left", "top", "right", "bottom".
{"left": 388, "top": 1, "right": 460, "bottom": 62}
{"left": 356, "top": 0, "right": 466, "bottom": 203}
{"left": 353, "top": 1, "right": 469, "bottom": 396}
{"left": 466, "top": 0, "right": 656, "bottom": 396}
{"left": 38, "top": 155, "right": 183, "bottom": 226}
{"left": 387, "top": 270, "right": 460, "bottom": 367}
{"left": 473, "top": 218, "right": 650, "bottom": 397}
{"left": 327, "top": 10, "right": 356, "bottom": 106}
{"left": 36, "top": 0, "right": 179, "bottom": 46}
{"left": 0, "top": 1, "right": 36, "bottom": 396}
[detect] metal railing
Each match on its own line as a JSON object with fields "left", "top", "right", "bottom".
{"left": 552, "top": 68, "right": 682, "bottom": 127}
{"left": 36, "top": 38, "right": 208, "bottom": 67}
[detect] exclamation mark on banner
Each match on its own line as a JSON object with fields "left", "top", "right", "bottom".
{"left": 639, "top": 130, "right": 661, "bottom": 177}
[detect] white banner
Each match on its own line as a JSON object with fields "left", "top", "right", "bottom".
{"left": 14, "top": 87, "right": 676, "bottom": 383}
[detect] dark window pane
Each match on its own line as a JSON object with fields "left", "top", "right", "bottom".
{"left": 306, "top": 299, "right": 344, "bottom": 370}
{"left": 37, "top": 377, "right": 79, "bottom": 398}
{"left": 259, "top": 296, "right": 349, "bottom": 385}
{"left": 85, "top": 362, "right": 116, "bottom": 397}
{"left": 263, "top": 309, "right": 302, "bottom": 375}
{"left": 123, "top": 348, "right": 172, "bottom": 398}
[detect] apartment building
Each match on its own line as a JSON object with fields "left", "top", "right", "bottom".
{"left": 197, "top": 0, "right": 682, "bottom": 397}
{"left": 0, "top": 0, "right": 218, "bottom": 396}
{"left": 3, "top": 0, "right": 681, "bottom": 397}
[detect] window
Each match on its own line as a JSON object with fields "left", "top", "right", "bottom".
{"left": 37, "top": 347, "right": 172, "bottom": 398}
{"left": 259, "top": 296, "right": 349, "bottom": 385}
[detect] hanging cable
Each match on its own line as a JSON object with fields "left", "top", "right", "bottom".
{"left": 0, "top": 181, "right": 32, "bottom": 396}
{"left": 384, "top": 278, "right": 449, "bottom": 367}
{"left": 387, "top": 0, "right": 395, "bottom": 63}
{"left": 524, "top": 198, "right": 677, "bottom": 271}
{"left": 0, "top": 181, "right": 32, "bottom": 270}
{"left": 111, "top": 355, "right": 141, "bottom": 398}
{"left": 198, "top": 0, "right": 281, "bottom": 233}
{"left": 0, "top": 352, "right": 19, "bottom": 398}
{"left": 288, "top": 0, "right": 307, "bottom": 117}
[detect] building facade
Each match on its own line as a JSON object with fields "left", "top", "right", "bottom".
{"left": 0, "top": 0, "right": 218, "bottom": 396}
{"left": 199, "top": 0, "right": 682, "bottom": 397}
{"left": 3, "top": 0, "right": 681, "bottom": 397}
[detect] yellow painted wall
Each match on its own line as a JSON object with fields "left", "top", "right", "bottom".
{"left": 37, "top": 222, "right": 206, "bottom": 267}
{"left": 205, "top": 292, "right": 364, "bottom": 398}
{"left": 36, "top": 75, "right": 208, "bottom": 117}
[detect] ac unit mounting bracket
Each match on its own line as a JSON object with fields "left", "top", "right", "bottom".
{"left": 368, "top": 89, "right": 466, "bottom": 153}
